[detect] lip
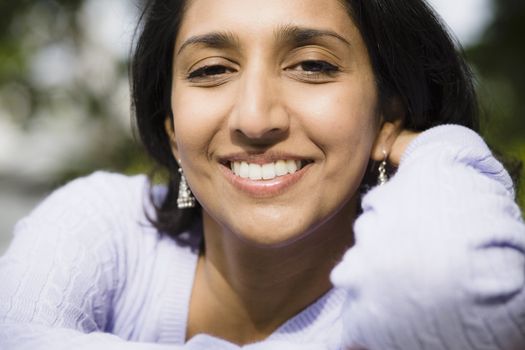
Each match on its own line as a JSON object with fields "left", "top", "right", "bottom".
{"left": 217, "top": 153, "right": 313, "bottom": 198}
{"left": 218, "top": 152, "right": 309, "bottom": 165}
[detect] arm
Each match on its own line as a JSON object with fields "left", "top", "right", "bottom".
{"left": 0, "top": 173, "right": 238, "bottom": 350}
{"left": 331, "top": 125, "right": 525, "bottom": 350}
{"left": 0, "top": 324, "right": 238, "bottom": 350}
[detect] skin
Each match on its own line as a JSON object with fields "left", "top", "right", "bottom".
{"left": 166, "top": 0, "right": 418, "bottom": 345}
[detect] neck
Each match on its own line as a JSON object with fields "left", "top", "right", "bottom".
{"left": 186, "top": 198, "right": 357, "bottom": 345}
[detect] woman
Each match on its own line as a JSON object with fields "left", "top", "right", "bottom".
{"left": 1, "top": 0, "right": 524, "bottom": 349}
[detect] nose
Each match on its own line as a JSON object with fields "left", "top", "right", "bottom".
{"left": 229, "top": 64, "right": 289, "bottom": 144}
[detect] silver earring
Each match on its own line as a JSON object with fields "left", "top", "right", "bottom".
{"left": 177, "top": 167, "right": 196, "bottom": 209}
{"left": 377, "top": 149, "right": 388, "bottom": 186}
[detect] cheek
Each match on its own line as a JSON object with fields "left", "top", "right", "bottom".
{"left": 287, "top": 80, "right": 379, "bottom": 158}
{"left": 170, "top": 86, "right": 230, "bottom": 163}
{"left": 287, "top": 79, "right": 379, "bottom": 200}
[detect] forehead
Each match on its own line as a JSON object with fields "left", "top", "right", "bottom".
{"left": 176, "top": 0, "right": 356, "bottom": 46}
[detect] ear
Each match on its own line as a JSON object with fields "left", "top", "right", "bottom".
{"left": 370, "top": 119, "right": 403, "bottom": 161}
{"left": 164, "top": 116, "right": 180, "bottom": 162}
{"left": 370, "top": 96, "right": 405, "bottom": 162}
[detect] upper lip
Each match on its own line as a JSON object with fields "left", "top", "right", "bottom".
{"left": 217, "top": 152, "right": 314, "bottom": 165}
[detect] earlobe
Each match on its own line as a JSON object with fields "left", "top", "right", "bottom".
{"left": 164, "top": 116, "right": 179, "bottom": 160}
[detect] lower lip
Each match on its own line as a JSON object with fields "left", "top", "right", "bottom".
{"left": 219, "top": 163, "right": 311, "bottom": 198}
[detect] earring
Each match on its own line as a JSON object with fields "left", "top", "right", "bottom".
{"left": 177, "top": 166, "right": 196, "bottom": 209}
{"left": 377, "top": 149, "right": 388, "bottom": 186}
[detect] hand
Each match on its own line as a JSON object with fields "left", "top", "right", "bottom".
{"left": 387, "top": 129, "right": 419, "bottom": 166}
{"left": 371, "top": 121, "right": 419, "bottom": 167}
{"left": 333, "top": 124, "right": 525, "bottom": 350}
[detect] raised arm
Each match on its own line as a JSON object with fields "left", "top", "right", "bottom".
{"left": 331, "top": 125, "right": 525, "bottom": 350}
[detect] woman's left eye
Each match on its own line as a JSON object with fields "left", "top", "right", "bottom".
{"left": 296, "top": 60, "right": 339, "bottom": 74}
{"left": 286, "top": 60, "right": 340, "bottom": 81}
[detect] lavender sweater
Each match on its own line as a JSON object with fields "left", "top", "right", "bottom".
{"left": 1, "top": 125, "right": 524, "bottom": 350}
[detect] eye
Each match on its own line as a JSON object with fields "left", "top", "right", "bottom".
{"left": 297, "top": 60, "right": 339, "bottom": 74}
{"left": 187, "top": 65, "right": 234, "bottom": 80}
{"left": 286, "top": 60, "right": 341, "bottom": 82}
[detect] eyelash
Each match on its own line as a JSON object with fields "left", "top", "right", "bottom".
{"left": 293, "top": 60, "right": 340, "bottom": 75}
{"left": 289, "top": 60, "right": 340, "bottom": 80}
{"left": 187, "top": 65, "right": 233, "bottom": 80}
{"left": 186, "top": 60, "right": 340, "bottom": 83}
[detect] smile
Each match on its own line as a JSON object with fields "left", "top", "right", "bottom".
{"left": 229, "top": 160, "right": 305, "bottom": 180}
{"left": 218, "top": 155, "right": 313, "bottom": 198}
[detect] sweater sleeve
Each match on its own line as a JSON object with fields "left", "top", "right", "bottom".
{"left": 0, "top": 172, "right": 237, "bottom": 350}
{"left": 331, "top": 125, "right": 525, "bottom": 350}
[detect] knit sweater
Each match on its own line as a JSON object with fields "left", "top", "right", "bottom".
{"left": 1, "top": 125, "right": 524, "bottom": 350}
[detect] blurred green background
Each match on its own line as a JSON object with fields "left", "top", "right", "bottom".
{"left": 0, "top": 0, "right": 523, "bottom": 251}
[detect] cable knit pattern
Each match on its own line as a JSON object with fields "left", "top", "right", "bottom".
{"left": 0, "top": 173, "right": 201, "bottom": 349}
{"left": 331, "top": 125, "right": 525, "bottom": 350}
{"left": 1, "top": 125, "right": 524, "bottom": 349}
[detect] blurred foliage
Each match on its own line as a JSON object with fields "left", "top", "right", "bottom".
{"left": 465, "top": 0, "right": 525, "bottom": 208}
{"left": 0, "top": 0, "right": 80, "bottom": 126}
{"left": 0, "top": 0, "right": 523, "bottom": 208}
{"left": 0, "top": 0, "right": 152, "bottom": 186}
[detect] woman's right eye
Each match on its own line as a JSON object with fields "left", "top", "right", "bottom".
{"left": 187, "top": 65, "right": 233, "bottom": 81}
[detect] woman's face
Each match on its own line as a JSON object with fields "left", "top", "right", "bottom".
{"left": 170, "top": 0, "right": 381, "bottom": 246}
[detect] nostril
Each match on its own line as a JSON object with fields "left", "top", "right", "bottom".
{"left": 269, "top": 127, "right": 285, "bottom": 133}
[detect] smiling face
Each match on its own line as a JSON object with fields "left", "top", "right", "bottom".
{"left": 169, "top": 0, "right": 381, "bottom": 246}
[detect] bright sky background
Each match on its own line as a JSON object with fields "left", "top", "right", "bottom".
{"left": 429, "top": 0, "right": 493, "bottom": 45}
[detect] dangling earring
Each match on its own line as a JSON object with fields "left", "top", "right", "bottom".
{"left": 377, "top": 149, "right": 388, "bottom": 186}
{"left": 177, "top": 165, "right": 196, "bottom": 209}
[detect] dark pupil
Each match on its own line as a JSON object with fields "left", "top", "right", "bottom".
{"left": 301, "top": 61, "right": 325, "bottom": 72}
{"left": 204, "top": 66, "right": 227, "bottom": 76}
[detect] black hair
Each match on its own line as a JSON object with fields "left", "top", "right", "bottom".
{"left": 130, "top": 0, "right": 480, "bottom": 242}
{"left": 131, "top": 0, "right": 200, "bottom": 241}
{"left": 342, "top": 0, "right": 478, "bottom": 131}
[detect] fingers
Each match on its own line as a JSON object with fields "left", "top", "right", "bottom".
{"left": 370, "top": 121, "right": 419, "bottom": 167}
{"left": 387, "top": 129, "right": 419, "bottom": 166}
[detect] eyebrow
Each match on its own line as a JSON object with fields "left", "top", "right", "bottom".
{"left": 177, "top": 25, "right": 350, "bottom": 56}
{"left": 274, "top": 24, "right": 351, "bottom": 48}
{"left": 177, "top": 31, "right": 239, "bottom": 55}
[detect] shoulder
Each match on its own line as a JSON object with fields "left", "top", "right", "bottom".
{"left": 33, "top": 171, "right": 148, "bottom": 212}
{"left": 15, "top": 170, "right": 201, "bottom": 258}
{"left": 12, "top": 171, "right": 161, "bottom": 254}
{"left": 27, "top": 171, "right": 151, "bottom": 227}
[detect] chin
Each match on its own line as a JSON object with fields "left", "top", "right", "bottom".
{"left": 229, "top": 218, "right": 317, "bottom": 249}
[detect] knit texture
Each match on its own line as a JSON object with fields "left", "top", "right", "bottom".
{"left": 1, "top": 125, "right": 524, "bottom": 349}
{"left": 331, "top": 125, "right": 525, "bottom": 350}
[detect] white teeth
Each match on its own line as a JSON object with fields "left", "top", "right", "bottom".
{"left": 249, "top": 163, "right": 262, "bottom": 180}
{"left": 233, "top": 161, "right": 241, "bottom": 175}
{"left": 239, "top": 162, "right": 250, "bottom": 178}
{"left": 230, "top": 160, "right": 306, "bottom": 180}
{"left": 275, "top": 160, "right": 287, "bottom": 176}
{"left": 262, "top": 163, "right": 276, "bottom": 180}
{"left": 286, "top": 160, "right": 297, "bottom": 173}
